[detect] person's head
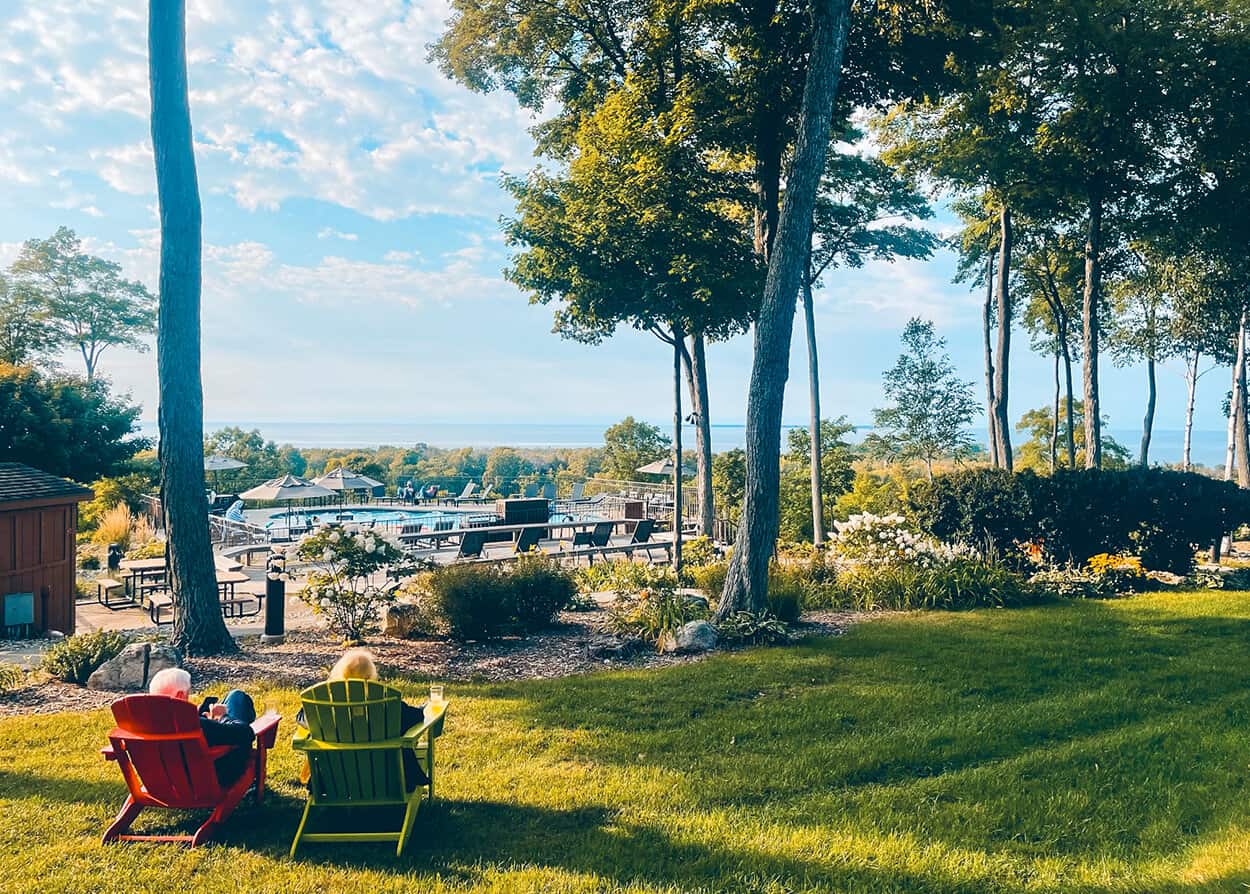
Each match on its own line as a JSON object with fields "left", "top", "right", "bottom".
{"left": 149, "top": 667, "right": 193, "bottom": 700}
{"left": 328, "top": 648, "right": 378, "bottom": 682}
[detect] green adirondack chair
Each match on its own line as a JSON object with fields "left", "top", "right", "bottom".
{"left": 289, "top": 679, "right": 447, "bottom": 857}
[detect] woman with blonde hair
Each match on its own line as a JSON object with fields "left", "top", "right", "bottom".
{"left": 299, "top": 648, "right": 428, "bottom": 788}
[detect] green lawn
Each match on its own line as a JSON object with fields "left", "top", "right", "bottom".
{"left": 4, "top": 591, "right": 1250, "bottom": 893}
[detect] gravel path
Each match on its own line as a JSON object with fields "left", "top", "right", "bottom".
{"left": 0, "top": 610, "right": 862, "bottom": 718}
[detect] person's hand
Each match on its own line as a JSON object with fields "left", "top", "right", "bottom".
{"left": 208, "top": 703, "right": 228, "bottom": 721}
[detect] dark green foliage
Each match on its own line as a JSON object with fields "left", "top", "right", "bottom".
{"left": 690, "top": 560, "right": 806, "bottom": 623}
{"left": 0, "top": 364, "right": 146, "bottom": 480}
{"left": 424, "top": 556, "right": 576, "bottom": 640}
{"left": 603, "top": 586, "right": 705, "bottom": 647}
{"left": 0, "top": 663, "right": 24, "bottom": 693}
{"left": 40, "top": 631, "right": 131, "bottom": 684}
{"left": 716, "top": 611, "right": 790, "bottom": 645}
{"left": 910, "top": 468, "right": 1250, "bottom": 575}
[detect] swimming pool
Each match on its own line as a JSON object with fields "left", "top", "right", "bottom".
{"left": 251, "top": 506, "right": 601, "bottom": 532}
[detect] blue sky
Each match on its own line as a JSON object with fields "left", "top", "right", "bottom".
{"left": 0, "top": 1, "right": 1230, "bottom": 448}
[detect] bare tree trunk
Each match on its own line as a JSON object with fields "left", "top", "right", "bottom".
{"left": 982, "top": 248, "right": 999, "bottom": 466}
{"left": 1139, "top": 358, "right": 1156, "bottom": 467}
{"left": 1183, "top": 350, "right": 1198, "bottom": 472}
{"left": 1238, "top": 330, "right": 1250, "bottom": 488}
{"left": 1061, "top": 338, "right": 1076, "bottom": 467}
{"left": 682, "top": 334, "right": 715, "bottom": 539}
{"left": 149, "top": 0, "right": 235, "bottom": 654}
{"left": 1082, "top": 192, "right": 1103, "bottom": 469}
{"left": 672, "top": 325, "right": 684, "bottom": 571}
{"left": 1225, "top": 316, "right": 1244, "bottom": 481}
{"left": 1051, "top": 349, "right": 1060, "bottom": 472}
{"left": 717, "top": 0, "right": 851, "bottom": 619}
{"left": 802, "top": 260, "right": 825, "bottom": 545}
{"left": 993, "top": 205, "right": 1013, "bottom": 470}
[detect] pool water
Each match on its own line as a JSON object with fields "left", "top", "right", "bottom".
{"left": 254, "top": 506, "right": 601, "bottom": 531}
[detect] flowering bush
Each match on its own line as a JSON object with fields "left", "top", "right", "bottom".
{"left": 832, "top": 513, "right": 959, "bottom": 569}
{"left": 296, "top": 524, "right": 409, "bottom": 643}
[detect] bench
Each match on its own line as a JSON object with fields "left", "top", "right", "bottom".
{"left": 96, "top": 578, "right": 132, "bottom": 610}
{"left": 149, "top": 592, "right": 263, "bottom": 624}
{"left": 221, "top": 543, "right": 277, "bottom": 566}
{"left": 149, "top": 592, "right": 173, "bottom": 625}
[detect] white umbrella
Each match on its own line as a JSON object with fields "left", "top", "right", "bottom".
{"left": 240, "top": 474, "right": 336, "bottom": 530}
{"left": 204, "top": 455, "right": 247, "bottom": 472}
{"left": 635, "top": 457, "right": 695, "bottom": 477}
{"left": 314, "top": 467, "right": 385, "bottom": 512}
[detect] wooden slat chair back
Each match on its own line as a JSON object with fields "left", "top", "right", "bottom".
{"left": 290, "top": 679, "right": 446, "bottom": 857}
{"left": 101, "top": 694, "right": 280, "bottom": 847}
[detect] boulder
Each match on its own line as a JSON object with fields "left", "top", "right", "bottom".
{"left": 87, "top": 642, "right": 182, "bottom": 691}
{"left": 383, "top": 603, "right": 429, "bottom": 639}
{"left": 660, "top": 620, "right": 719, "bottom": 654}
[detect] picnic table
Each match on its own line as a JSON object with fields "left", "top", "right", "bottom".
{"left": 147, "top": 570, "right": 263, "bottom": 624}
{"left": 118, "top": 558, "right": 167, "bottom": 602}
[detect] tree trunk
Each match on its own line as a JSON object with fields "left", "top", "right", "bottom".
{"left": 1238, "top": 324, "right": 1250, "bottom": 488}
{"left": 682, "top": 334, "right": 715, "bottom": 539}
{"left": 1081, "top": 192, "right": 1103, "bottom": 469}
{"left": 993, "top": 205, "right": 1013, "bottom": 470}
{"left": 717, "top": 0, "right": 851, "bottom": 620}
{"left": 982, "top": 248, "right": 999, "bottom": 466}
{"left": 1060, "top": 335, "right": 1076, "bottom": 468}
{"left": 1182, "top": 350, "right": 1198, "bottom": 472}
{"left": 1050, "top": 349, "right": 1060, "bottom": 473}
{"left": 802, "top": 259, "right": 825, "bottom": 546}
{"left": 1225, "top": 315, "right": 1244, "bottom": 481}
{"left": 672, "top": 325, "right": 684, "bottom": 571}
{"left": 149, "top": 0, "right": 236, "bottom": 655}
{"left": 1139, "top": 358, "right": 1156, "bottom": 467}
{"left": 751, "top": 0, "right": 784, "bottom": 261}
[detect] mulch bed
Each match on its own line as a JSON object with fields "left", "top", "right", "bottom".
{"left": 0, "top": 609, "right": 862, "bottom": 718}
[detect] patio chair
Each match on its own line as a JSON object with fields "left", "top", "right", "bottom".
{"left": 572, "top": 521, "right": 614, "bottom": 550}
{"left": 455, "top": 482, "right": 477, "bottom": 500}
{"left": 630, "top": 517, "right": 657, "bottom": 544}
{"left": 290, "top": 679, "right": 446, "bottom": 857}
{"left": 515, "top": 525, "right": 545, "bottom": 554}
{"left": 101, "top": 694, "right": 280, "bottom": 847}
{"left": 522, "top": 483, "right": 540, "bottom": 498}
{"left": 570, "top": 482, "right": 585, "bottom": 501}
{"left": 542, "top": 482, "right": 557, "bottom": 501}
{"left": 457, "top": 529, "right": 489, "bottom": 560}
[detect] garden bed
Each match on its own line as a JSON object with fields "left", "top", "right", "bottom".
{"left": 0, "top": 608, "right": 861, "bottom": 717}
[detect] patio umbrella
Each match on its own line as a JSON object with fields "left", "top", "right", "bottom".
{"left": 313, "top": 467, "right": 385, "bottom": 511}
{"left": 204, "top": 455, "right": 247, "bottom": 492}
{"left": 239, "top": 474, "right": 336, "bottom": 529}
{"left": 634, "top": 458, "right": 696, "bottom": 477}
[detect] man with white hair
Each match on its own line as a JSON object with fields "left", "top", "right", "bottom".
{"left": 149, "top": 668, "right": 257, "bottom": 785}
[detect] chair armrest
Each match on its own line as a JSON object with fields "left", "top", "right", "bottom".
{"left": 400, "top": 706, "right": 448, "bottom": 743}
{"left": 251, "top": 712, "right": 281, "bottom": 749}
{"left": 294, "top": 736, "right": 412, "bottom": 752}
{"left": 101, "top": 745, "right": 118, "bottom": 761}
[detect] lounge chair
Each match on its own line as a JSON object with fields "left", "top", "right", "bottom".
{"left": 630, "top": 517, "right": 656, "bottom": 544}
{"left": 290, "top": 680, "right": 446, "bottom": 857}
{"left": 522, "top": 483, "right": 540, "bottom": 498}
{"left": 457, "top": 529, "right": 489, "bottom": 560}
{"left": 570, "top": 482, "right": 585, "bottom": 501}
{"left": 515, "top": 525, "right": 545, "bottom": 554}
{"left": 102, "top": 695, "right": 280, "bottom": 847}
{"left": 542, "top": 482, "right": 557, "bottom": 501}
{"left": 572, "top": 521, "right": 614, "bottom": 550}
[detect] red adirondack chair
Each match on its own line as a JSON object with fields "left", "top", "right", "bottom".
{"left": 101, "top": 694, "right": 281, "bottom": 846}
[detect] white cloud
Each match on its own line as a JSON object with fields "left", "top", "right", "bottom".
{"left": 317, "top": 227, "right": 358, "bottom": 241}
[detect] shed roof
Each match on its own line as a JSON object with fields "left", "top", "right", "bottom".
{"left": 0, "top": 463, "right": 93, "bottom": 510}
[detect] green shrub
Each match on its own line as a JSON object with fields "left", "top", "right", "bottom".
{"left": 691, "top": 560, "right": 808, "bottom": 621}
{"left": 827, "top": 559, "right": 1036, "bottom": 612}
{"left": 910, "top": 468, "right": 1250, "bottom": 575}
{"left": 423, "top": 557, "right": 578, "bottom": 640}
{"left": 577, "top": 559, "right": 676, "bottom": 596}
{"left": 79, "top": 552, "right": 101, "bottom": 571}
{"left": 41, "top": 631, "right": 131, "bottom": 684}
{"left": 690, "top": 561, "right": 728, "bottom": 600}
{"left": 125, "top": 539, "right": 166, "bottom": 560}
{"left": 716, "top": 611, "right": 789, "bottom": 645}
{"left": 602, "top": 584, "right": 706, "bottom": 648}
{"left": 0, "top": 662, "right": 25, "bottom": 693}
{"left": 681, "top": 535, "right": 719, "bottom": 568}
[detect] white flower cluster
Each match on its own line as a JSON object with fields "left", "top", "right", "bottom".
{"left": 832, "top": 513, "right": 960, "bottom": 569}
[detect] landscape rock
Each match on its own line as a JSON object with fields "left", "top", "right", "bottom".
{"left": 87, "top": 643, "right": 182, "bottom": 691}
{"left": 383, "top": 603, "right": 429, "bottom": 639}
{"left": 661, "top": 620, "right": 719, "bottom": 654}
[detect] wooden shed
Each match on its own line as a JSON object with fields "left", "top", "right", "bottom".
{"left": 0, "top": 463, "right": 92, "bottom": 636}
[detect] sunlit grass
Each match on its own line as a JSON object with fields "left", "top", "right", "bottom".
{"left": 4, "top": 591, "right": 1250, "bottom": 892}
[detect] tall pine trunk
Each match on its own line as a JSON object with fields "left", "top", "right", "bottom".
{"left": 982, "top": 249, "right": 999, "bottom": 466}
{"left": 1182, "top": 350, "right": 1199, "bottom": 471}
{"left": 1050, "top": 350, "right": 1060, "bottom": 472}
{"left": 802, "top": 260, "right": 825, "bottom": 545}
{"left": 717, "top": 0, "right": 851, "bottom": 619}
{"left": 1081, "top": 192, "right": 1103, "bottom": 469}
{"left": 149, "top": 0, "right": 235, "bottom": 654}
{"left": 1061, "top": 337, "right": 1076, "bottom": 467}
{"left": 1225, "top": 315, "right": 1244, "bottom": 481}
{"left": 1139, "top": 358, "right": 1156, "bottom": 467}
{"left": 683, "top": 334, "right": 715, "bottom": 539}
{"left": 1238, "top": 328, "right": 1250, "bottom": 488}
{"left": 993, "top": 205, "right": 1013, "bottom": 470}
{"left": 671, "top": 325, "right": 684, "bottom": 571}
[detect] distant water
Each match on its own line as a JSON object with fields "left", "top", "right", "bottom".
{"left": 134, "top": 420, "right": 1232, "bottom": 467}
